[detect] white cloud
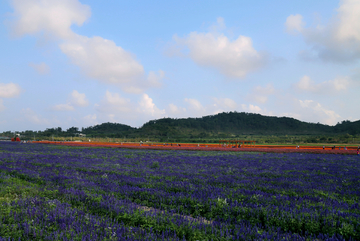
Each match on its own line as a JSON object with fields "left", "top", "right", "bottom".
{"left": 59, "top": 34, "right": 163, "bottom": 93}
{"left": 336, "top": 0, "right": 360, "bottom": 42}
{"left": 330, "top": 77, "right": 350, "bottom": 91}
{"left": 252, "top": 95, "right": 268, "bottom": 104}
{"left": 183, "top": 97, "right": 249, "bottom": 117}
{"left": 0, "top": 82, "right": 21, "bottom": 114}
{"left": 249, "top": 104, "right": 262, "bottom": 113}
{"left": 294, "top": 75, "right": 350, "bottom": 93}
{"left": 60, "top": 36, "right": 146, "bottom": 90}
{"left": 167, "top": 103, "right": 186, "bottom": 115}
{"left": 94, "top": 91, "right": 165, "bottom": 126}
{"left": 298, "top": 99, "right": 341, "bottom": 125}
{"left": 0, "top": 83, "right": 21, "bottom": 98}
{"left": 8, "top": 0, "right": 163, "bottom": 94}
{"left": 93, "top": 94, "right": 276, "bottom": 125}
{"left": 210, "top": 98, "right": 237, "bottom": 115}
{"left": 166, "top": 97, "right": 269, "bottom": 118}
{"left": 173, "top": 18, "right": 267, "bottom": 78}
{"left": 9, "top": 0, "right": 91, "bottom": 39}
{"left": 212, "top": 98, "right": 237, "bottom": 110}
{"left": 107, "top": 114, "right": 117, "bottom": 123}
{"left": 70, "top": 90, "right": 88, "bottom": 107}
{"left": 295, "top": 75, "right": 314, "bottom": 91}
{"left": 285, "top": 14, "right": 305, "bottom": 33}
{"left": 29, "top": 62, "right": 50, "bottom": 75}
{"left": 184, "top": 98, "right": 205, "bottom": 112}
{"left": 240, "top": 104, "right": 263, "bottom": 113}
{"left": 21, "top": 108, "right": 49, "bottom": 125}
{"left": 52, "top": 103, "right": 75, "bottom": 111}
{"left": 138, "top": 94, "right": 165, "bottom": 117}
{"left": 247, "top": 83, "right": 275, "bottom": 104}
{"left": 51, "top": 90, "right": 88, "bottom": 111}
{"left": 286, "top": 0, "right": 360, "bottom": 63}
{"left": 97, "top": 91, "right": 133, "bottom": 113}
{"left": 147, "top": 70, "right": 164, "bottom": 88}
{"left": 275, "top": 95, "right": 341, "bottom": 125}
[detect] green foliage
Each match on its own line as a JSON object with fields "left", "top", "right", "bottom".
{"left": 150, "top": 161, "right": 160, "bottom": 169}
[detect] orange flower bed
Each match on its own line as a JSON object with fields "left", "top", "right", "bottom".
{"left": 32, "top": 141, "right": 358, "bottom": 155}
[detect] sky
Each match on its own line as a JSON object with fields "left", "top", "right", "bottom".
{"left": 1, "top": 0, "right": 360, "bottom": 132}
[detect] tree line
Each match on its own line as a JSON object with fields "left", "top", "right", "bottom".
{"left": 1, "top": 112, "right": 359, "bottom": 143}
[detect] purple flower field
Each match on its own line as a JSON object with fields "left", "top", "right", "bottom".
{"left": 0, "top": 141, "right": 359, "bottom": 240}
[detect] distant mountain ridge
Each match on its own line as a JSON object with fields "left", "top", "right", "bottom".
{"left": 81, "top": 112, "right": 359, "bottom": 138}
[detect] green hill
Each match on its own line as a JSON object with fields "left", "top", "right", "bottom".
{"left": 139, "top": 112, "right": 333, "bottom": 137}
{"left": 79, "top": 112, "right": 359, "bottom": 141}
{"left": 83, "top": 122, "right": 135, "bottom": 137}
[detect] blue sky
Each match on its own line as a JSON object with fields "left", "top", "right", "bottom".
{"left": 1, "top": 0, "right": 360, "bottom": 132}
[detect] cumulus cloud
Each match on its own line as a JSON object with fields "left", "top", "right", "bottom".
{"left": 241, "top": 104, "right": 263, "bottom": 113}
{"left": 336, "top": 0, "right": 360, "bottom": 42}
{"left": 51, "top": 90, "right": 88, "bottom": 111}
{"left": 286, "top": 0, "right": 360, "bottom": 63}
{"left": 0, "top": 83, "right": 21, "bottom": 98}
{"left": 70, "top": 90, "right": 88, "bottom": 107}
{"left": 29, "top": 62, "right": 50, "bottom": 75}
{"left": 212, "top": 98, "right": 237, "bottom": 113}
{"left": 21, "top": 108, "right": 49, "bottom": 125}
{"left": 247, "top": 83, "right": 275, "bottom": 104}
{"left": 167, "top": 103, "right": 186, "bottom": 115}
{"left": 276, "top": 95, "right": 342, "bottom": 125}
{"left": 97, "top": 91, "right": 133, "bottom": 113}
{"left": 294, "top": 75, "right": 314, "bottom": 91}
{"left": 94, "top": 91, "right": 165, "bottom": 126}
{"left": 294, "top": 75, "right": 350, "bottom": 93}
{"left": 298, "top": 99, "right": 341, "bottom": 125}
{"left": 147, "top": 70, "right": 164, "bottom": 88}
{"left": 183, "top": 97, "right": 261, "bottom": 117}
{"left": 173, "top": 18, "right": 267, "bottom": 78}
{"left": 285, "top": 14, "right": 305, "bottom": 33}
{"left": 7, "top": 0, "right": 163, "bottom": 93}
{"left": 251, "top": 96, "right": 267, "bottom": 104}
{"left": 138, "top": 94, "right": 165, "bottom": 117}
{"left": 50, "top": 90, "right": 88, "bottom": 111}
{"left": 93, "top": 93, "right": 272, "bottom": 125}
{"left": 209, "top": 98, "right": 237, "bottom": 115}
{"left": 0, "top": 82, "right": 21, "bottom": 112}
{"left": 184, "top": 98, "right": 206, "bottom": 112}
{"left": 9, "top": 0, "right": 90, "bottom": 39}
{"left": 60, "top": 36, "right": 147, "bottom": 91}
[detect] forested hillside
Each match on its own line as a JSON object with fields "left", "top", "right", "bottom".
{"left": 139, "top": 112, "right": 334, "bottom": 137}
